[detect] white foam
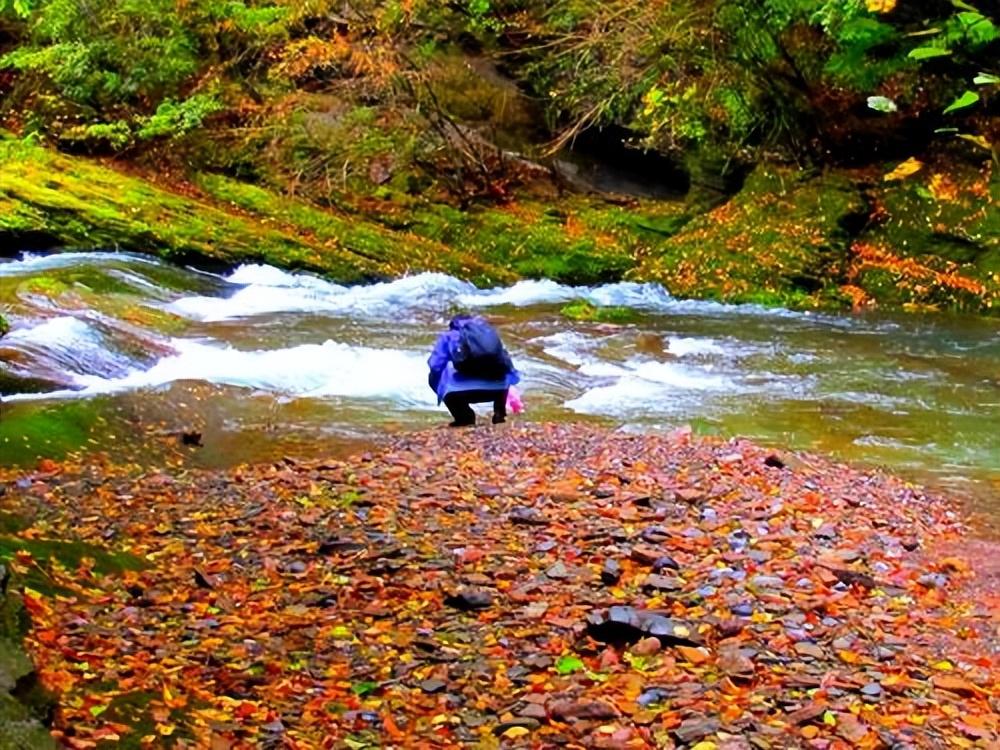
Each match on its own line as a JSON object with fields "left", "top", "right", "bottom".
{"left": 458, "top": 279, "right": 577, "bottom": 308}
{"left": 3, "top": 316, "right": 93, "bottom": 346}
{"left": 666, "top": 337, "right": 726, "bottom": 357}
{"left": 6, "top": 338, "right": 440, "bottom": 406}
{"left": 565, "top": 356, "right": 735, "bottom": 416}
{"left": 536, "top": 331, "right": 595, "bottom": 367}
{"left": 0, "top": 251, "right": 157, "bottom": 277}
{"left": 170, "top": 270, "right": 476, "bottom": 321}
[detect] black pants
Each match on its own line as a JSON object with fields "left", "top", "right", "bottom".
{"left": 444, "top": 388, "right": 508, "bottom": 426}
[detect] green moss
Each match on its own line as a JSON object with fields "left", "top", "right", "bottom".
{"left": 0, "top": 537, "right": 144, "bottom": 596}
{"left": 0, "top": 137, "right": 510, "bottom": 285}
{"left": 0, "top": 313, "right": 8, "bottom": 337}
{"left": 193, "top": 173, "right": 508, "bottom": 284}
{"left": 0, "top": 401, "right": 101, "bottom": 465}
{"left": 633, "top": 167, "right": 869, "bottom": 308}
{"left": 560, "top": 301, "right": 638, "bottom": 323}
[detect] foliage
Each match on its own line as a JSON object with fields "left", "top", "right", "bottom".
{"left": 2, "top": 424, "right": 999, "bottom": 745}
{"left": 0, "top": 0, "right": 286, "bottom": 148}
{"left": 475, "top": 0, "right": 998, "bottom": 163}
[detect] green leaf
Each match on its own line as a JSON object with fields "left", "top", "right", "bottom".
{"left": 973, "top": 72, "right": 1000, "bottom": 85}
{"left": 350, "top": 681, "right": 378, "bottom": 696}
{"left": 555, "top": 655, "right": 585, "bottom": 674}
{"left": 950, "top": 0, "right": 980, "bottom": 11}
{"left": 867, "top": 96, "right": 897, "bottom": 113}
{"left": 909, "top": 46, "right": 951, "bottom": 59}
{"left": 943, "top": 90, "right": 980, "bottom": 114}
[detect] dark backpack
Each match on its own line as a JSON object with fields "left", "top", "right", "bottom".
{"left": 452, "top": 320, "right": 507, "bottom": 379}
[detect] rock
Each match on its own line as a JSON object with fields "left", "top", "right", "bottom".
{"left": 785, "top": 701, "right": 827, "bottom": 725}
{"left": 640, "top": 526, "right": 671, "bottom": 543}
{"left": 630, "top": 545, "right": 664, "bottom": 565}
{"left": 601, "top": 559, "right": 622, "bottom": 585}
{"left": 493, "top": 718, "right": 541, "bottom": 736}
{"left": 918, "top": 573, "right": 948, "bottom": 589}
{"left": 546, "top": 562, "right": 571, "bottom": 579}
{"left": 548, "top": 698, "right": 620, "bottom": 722}
{"left": 317, "top": 538, "right": 366, "bottom": 555}
{"left": 860, "top": 682, "right": 883, "bottom": 701}
{"left": 835, "top": 713, "right": 870, "bottom": 744}
{"left": 586, "top": 606, "right": 701, "bottom": 647}
{"left": 751, "top": 575, "right": 784, "bottom": 590}
{"left": 445, "top": 588, "right": 494, "bottom": 611}
{"left": 730, "top": 602, "right": 754, "bottom": 617}
{"left": 828, "top": 567, "right": 877, "bottom": 589}
{"left": 673, "top": 715, "right": 721, "bottom": 744}
{"left": 637, "top": 687, "right": 672, "bottom": 707}
{"left": 509, "top": 507, "right": 548, "bottom": 526}
{"left": 420, "top": 679, "right": 447, "bottom": 694}
{"left": 813, "top": 523, "right": 837, "bottom": 540}
{"left": 652, "top": 555, "right": 681, "bottom": 572}
{"left": 630, "top": 637, "right": 662, "bottom": 656}
{"left": 717, "top": 619, "right": 745, "bottom": 638}
{"left": 675, "top": 488, "right": 704, "bottom": 504}
{"left": 718, "top": 646, "right": 755, "bottom": 679}
{"left": 763, "top": 454, "right": 786, "bottom": 469}
{"left": 793, "top": 642, "right": 825, "bottom": 660}
{"left": 643, "top": 574, "right": 684, "bottom": 593}
{"left": 517, "top": 703, "right": 548, "bottom": 720}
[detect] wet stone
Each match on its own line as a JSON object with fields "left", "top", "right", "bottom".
{"left": 517, "top": 703, "right": 548, "bottom": 721}
{"left": 674, "top": 715, "right": 721, "bottom": 744}
{"left": 630, "top": 545, "right": 664, "bottom": 565}
{"left": 751, "top": 575, "right": 784, "bottom": 590}
{"left": 546, "top": 561, "right": 571, "bottom": 579}
{"left": 601, "top": 559, "right": 622, "bottom": 585}
{"left": 493, "top": 718, "right": 541, "bottom": 736}
{"left": 861, "top": 682, "right": 883, "bottom": 701}
{"left": 549, "top": 699, "right": 620, "bottom": 722}
{"left": 420, "top": 679, "right": 448, "bottom": 694}
{"left": 445, "top": 588, "right": 494, "bottom": 611}
{"left": 509, "top": 507, "right": 548, "bottom": 526}
{"left": 652, "top": 555, "right": 681, "bottom": 572}
{"left": 643, "top": 574, "right": 684, "bottom": 593}
{"left": 793, "top": 642, "right": 825, "bottom": 660}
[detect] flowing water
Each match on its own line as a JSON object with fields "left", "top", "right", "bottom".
{"left": 2, "top": 252, "right": 999, "bottom": 518}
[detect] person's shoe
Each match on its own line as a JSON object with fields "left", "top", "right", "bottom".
{"left": 449, "top": 419, "right": 475, "bottom": 428}
{"left": 492, "top": 415, "right": 506, "bottom": 424}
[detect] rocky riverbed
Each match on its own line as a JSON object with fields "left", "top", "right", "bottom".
{"left": 1, "top": 423, "right": 998, "bottom": 747}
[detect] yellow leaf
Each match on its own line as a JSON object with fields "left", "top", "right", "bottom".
{"left": 156, "top": 723, "right": 177, "bottom": 736}
{"left": 673, "top": 624, "right": 690, "bottom": 638}
{"left": 866, "top": 0, "right": 896, "bottom": 12}
{"left": 503, "top": 727, "right": 530, "bottom": 739}
{"left": 932, "top": 660, "right": 954, "bottom": 671}
{"left": 691, "top": 742, "right": 718, "bottom": 750}
{"left": 883, "top": 157, "right": 924, "bottom": 181}
{"left": 838, "top": 649, "right": 860, "bottom": 664}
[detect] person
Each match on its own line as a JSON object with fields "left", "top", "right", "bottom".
{"left": 428, "top": 314, "right": 520, "bottom": 427}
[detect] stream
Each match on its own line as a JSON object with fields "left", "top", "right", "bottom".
{"left": 2, "top": 251, "right": 999, "bottom": 520}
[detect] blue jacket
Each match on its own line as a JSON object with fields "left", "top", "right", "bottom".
{"left": 428, "top": 323, "right": 520, "bottom": 404}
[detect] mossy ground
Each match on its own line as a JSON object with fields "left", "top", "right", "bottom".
{"left": 2, "top": 134, "right": 997, "bottom": 314}
{"left": 0, "top": 508, "right": 144, "bottom": 749}
{"left": 0, "top": 137, "right": 508, "bottom": 285}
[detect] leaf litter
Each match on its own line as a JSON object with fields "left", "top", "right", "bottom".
{"left": 2, "top": 423, "right": 999, "bottom": 748}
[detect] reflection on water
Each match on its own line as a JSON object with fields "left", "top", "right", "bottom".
{"left": 2, "top": 252, "right": 999, "bottom": 519}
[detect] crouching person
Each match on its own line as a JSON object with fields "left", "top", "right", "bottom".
{"left": 428, "top": 315, "right": 521, "bottom": 427}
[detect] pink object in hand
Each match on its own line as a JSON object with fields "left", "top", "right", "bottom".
{"left": 506, "top": 386, "right": 524, "bottom": 414}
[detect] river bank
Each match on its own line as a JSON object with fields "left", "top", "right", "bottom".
{"left": 2, "top": 133, "right": 998, "bottom": 316}
{"left": 1, "top": 423, "right": 997, "bottom": 747}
